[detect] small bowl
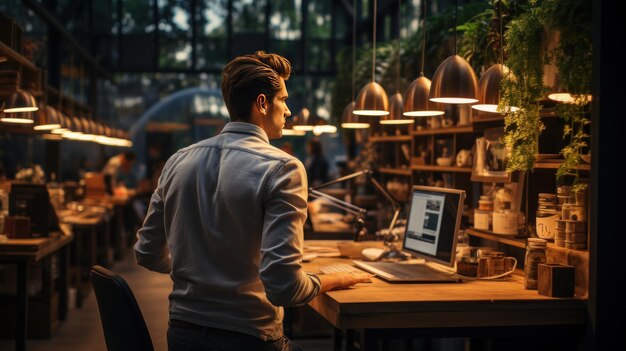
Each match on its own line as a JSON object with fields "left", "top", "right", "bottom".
{"left": 436, "top": 157, "right": 453, "bottom": 166}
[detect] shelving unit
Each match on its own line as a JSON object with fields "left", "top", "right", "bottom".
{"left": 411, "top": 125, "right": 473, "bottom": 136}
{"left": 369, "top": 135, "right": 412, "bottom": 142}
{"left": 378, "top": 167, "right": 412, "bottom": 176}
{"left": 410, "top": 165, "right": 472, "bottom": 173}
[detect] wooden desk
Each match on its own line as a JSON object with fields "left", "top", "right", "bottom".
{"left": 303, "top": 243, "right": 587, "bottom": 350}
{"left": 59, "top": 209, "right": 109, "bottom": 307}
{"left": 0, "top": 234, "right": 72, "bottom": 351}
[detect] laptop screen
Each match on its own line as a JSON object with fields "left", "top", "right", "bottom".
{"left": 402, "top": 186, "right": 465, "bottom": 267}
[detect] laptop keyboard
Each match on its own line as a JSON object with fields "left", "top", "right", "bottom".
{"left": 318, "top": 263, "right": 364, "bottom": 274}
{"left": 357, "top": 261, "right": 454, "bottom": 280}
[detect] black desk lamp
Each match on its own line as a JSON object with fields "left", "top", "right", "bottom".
{"left": 309, "top": 169, "right": 408, "bottom": 260}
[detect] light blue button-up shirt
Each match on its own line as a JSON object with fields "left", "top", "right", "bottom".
{"left": 134, "top": 122, "right": 321, "bottom": 341}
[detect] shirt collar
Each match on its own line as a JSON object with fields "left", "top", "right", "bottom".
{"left": 221, "top": 122, "right": 269, "bottom": 144}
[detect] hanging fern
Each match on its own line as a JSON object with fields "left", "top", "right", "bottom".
{"left": 541, "top": 0, "right": 592, "bottom": 190}
{"left": 500, "top": 4, "right": 546, "bottom": 172}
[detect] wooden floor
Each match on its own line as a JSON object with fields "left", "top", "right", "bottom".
{"left": 0, "top": 251, "right": 334, "bottom": 351}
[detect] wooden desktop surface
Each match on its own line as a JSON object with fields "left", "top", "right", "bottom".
{"left": 303, "top": 241, "right": 587, "bottom": 330}
{"left": 0, "top": 233, "right": 73, "bottom": 261}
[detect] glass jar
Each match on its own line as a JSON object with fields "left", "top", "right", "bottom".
{"left": 524, "top": 238, "right": 547, "bottom": 289}
{"left": 536, "top": 203, "right": 559, "bottom": 240}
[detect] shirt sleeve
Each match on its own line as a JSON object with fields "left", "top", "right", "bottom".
{"left": 134, "top": 184, "right": 171, "bottom": 273}
{"left": 259, "top": 159, "right": 321, "bottom": 307}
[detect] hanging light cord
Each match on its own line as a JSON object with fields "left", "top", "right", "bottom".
{"left": 499, "top": 0, "right": 504, "bottom": 64}
{"left": 352, "top": 0, "right": 356, "bottom": 100}
{"left": 396, "top": 0, "right": 401, "bottom": 92}
{"left": 372, "top": 0, "right": 377, "bottom": 82}
{"left": 454, "top": 0, "right": 458, "bottom": 55}
{"left": 420, "top": 0, "right": 427, "bottom": 76}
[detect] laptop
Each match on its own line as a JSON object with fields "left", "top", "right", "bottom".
{"left": 353, "top": 185, "right": 465, "bottom": 283}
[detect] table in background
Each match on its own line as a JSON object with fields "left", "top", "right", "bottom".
{"left": 303, "top": 241, "right": 587, "bottom": 351}
{"left": 0, "top": 233, "right": 72, "bottom": 351}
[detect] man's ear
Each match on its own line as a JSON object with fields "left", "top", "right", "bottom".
{"left": 256, "top": 94, "right": 267, "bottom": 115}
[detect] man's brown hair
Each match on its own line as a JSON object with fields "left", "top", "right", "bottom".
{"left": 221, "top": 51, "right": 292, "bottom": 122}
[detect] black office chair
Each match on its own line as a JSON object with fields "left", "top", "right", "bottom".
{"left": 90, "top": 265, "right": 154, "bottom": 351}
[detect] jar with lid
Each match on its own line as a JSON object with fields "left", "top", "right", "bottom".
{"left": 536, "top": 194, "right": 559, "bottom": 240}
{"left": 524, "top": 238, "right": 547, "bottom": 289}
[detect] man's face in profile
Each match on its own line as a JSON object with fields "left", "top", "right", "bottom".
{"left": 264, "top": 78, "right": 291, "bottom": 139}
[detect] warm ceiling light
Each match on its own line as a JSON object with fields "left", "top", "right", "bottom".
{"left": 51, "top": 113, "right": 70, "bottom": 134}
{"left": 429, "top": 55, "right": 478, "bottom": 104}
{"left": 341, "top": 101, "right": 370, "bottom": 129}
{"left": 292, "top": 107, "right": 315, "bottom": 131}
{"left": 354, "top": 0, "right": 389, "bottom": 116}
{"left": 313, "top": 125, "right": 338, "bottom": 136}
{"left": 381, "top": 93, "right": 414, "bottom": 124}
{"left": 34, "top": 105, "right": 62, "bottom": 130}
{"left": 0, "top": 112, "right": 35, "bottom": 124}
{"left": 354, "top": 82, "right": 389, "bottom": 116}
{"left": 404, "top": 76, "right": 445, "bottom": 117}
{"left": 548, "top": 93, "right": 592, "bottom": 105}
{"left": 282, "top": 129, "right": 306, "bottom": 136}
{"left": 429, "top": 0, "right": 478, "bottom": 104}
{"left": 2, "top": 89, "right": 39, "bottom": 113}
{"left": 472, "top": 64, "right": 519, "bottom": 113}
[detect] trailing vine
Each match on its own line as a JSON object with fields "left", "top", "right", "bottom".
{"left": 541, "top": 0, "right": 592, "bottom": 190}
{"left": 500, "top": 2, "right": 546, "bottom": 172}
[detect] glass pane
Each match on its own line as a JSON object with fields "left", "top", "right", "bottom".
{"left": 270, "top": 0, "right": 301, "bottom": 40}
{"left": 158, "top": 0, "right": 193, "bottom": 69}
{"left": 196, "top": 0, "right": 228, "bottom": 70}
{"left": 233, "top": 0, "right": 266, "bottom": 33}
{"left": 121, "top": 0, "right": 155, "bottom": 34}
{"left": 307, "top": 0, "right": 331, "bottom": 39}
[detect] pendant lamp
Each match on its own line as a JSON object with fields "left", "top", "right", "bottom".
{"left": 34, "top": 104, "right": 62, "bottom": 131}
{"left": 292, "top": 107, "right": 314, "bottom": 131}
{"left": 342, "top": 0, "right": 370, "bottom": 129}
{"left": 353, "top": 0, "right": 389, "bottom": 116}
{"left": 283, "top": 117, "right": 306, "bottom": 136}
{"left": 404, "top": 1, "right": 445, "bottom": 117}
{"left": 2, "top": 89, "right": 39, "bottom": 114}
{"left": 381, "top": 93, "right": 412, "bottom": 124}
{"left": 341, "top": 101, "right": 369, "bottom": 129}
{"left": 380, "top": 0, "right": 413, "bottom": 125}
{"left": 429, "top": 0, "right": 478, "bottom": 104}
{"left": 472, "top": 2, "right": 518, "bottom": 113}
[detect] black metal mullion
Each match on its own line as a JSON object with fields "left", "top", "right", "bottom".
{"left": 153, "top": 0, "right": 159, "bottom": 69}
{"left": 117, "top": 0, "right": 122, "bottom": 71}
{"left": 227, "top": 0, "right": 233, "bottom": 59}
{"left": 191, "top": 0, "right": 197, "bottom": 70}
{"left": 265, "top": 0, "right": 271, "bottom": 51}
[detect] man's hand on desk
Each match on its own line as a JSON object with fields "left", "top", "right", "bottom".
{"left": 318, "top": 272, "right": 373, "bottom": 293}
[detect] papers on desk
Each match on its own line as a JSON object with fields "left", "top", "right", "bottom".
{"left": 304, "top": 245, "right": 341, "bottom": 258}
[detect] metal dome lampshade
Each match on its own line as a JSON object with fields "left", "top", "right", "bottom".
{"left": 51, "top": 113, "right": 69, "bottom": 134}
{"left": 34, "top": 105, "right": 62, "bottom": 131}
{"left": 404, "top": 76, "right": 445, "bottom": 117}
{"left": 381, "top": 93, "right": 413, "bottom": 125}
{"left": 472, "top": 64, "right": 519, "bottom": 113}
{"left": 341, "top": 101, "right": 369, "bottom": 129}
{"left": 282, "top": 117, "right": 306, "bottom": 136}
{"left": 354, "top": 82, "right": 389, "bottom": 116}
{"left": 353, "top": 0, "right": 389, "bottom": 116}
{"left": 292, "top": 107, "right": 314, "bottom": 131}
{"left": 2, "top": 89, "right": 39, "bottom": 114}
{"left": 429, "top": 55, "right": 478, "bottom": 104}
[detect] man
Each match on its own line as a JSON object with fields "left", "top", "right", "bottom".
{"left": 134, "top": 51, "right": 370, "bottom": 351}
{"left": 102, "top": 150, "right": 136, "bottom": 195}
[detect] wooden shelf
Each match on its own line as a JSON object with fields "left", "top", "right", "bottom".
{"left": 378, "top": 167, "right": 411, "bottom": 176}
{"left": 410, "top": 165, "right": 472, "bottom": 173}
{"left": 472, "top": 110, "right": 557, "bottom": 124}
{"left": 0, "top": 41, "right": 39, "bottom": 72}
{"left": 466, "top": 228, "right": 526, "bottom": 248}
{"left": 466, "top": 227, "right": 589, "bottom": 255}
{"left": 534, "top": 161, "right": 591, "bottom": 171}
{"left": 369, "top": 135, "right": 412, "bottom": 142}
{"left": 411, "top": 125, "right": 474, "bottom": 136}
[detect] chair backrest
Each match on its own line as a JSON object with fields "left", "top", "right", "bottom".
{"left": 90, "top": 265, "right": 154, "bottom": 351}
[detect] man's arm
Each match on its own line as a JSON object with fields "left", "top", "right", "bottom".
{"left": 134, "top": 185, "right": 171, "bottom": 273}
{"left": 259, "top": 159, "right": 369, "bottom": 307}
